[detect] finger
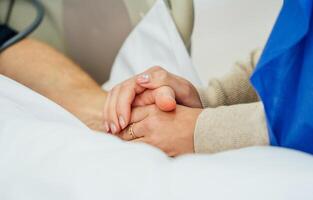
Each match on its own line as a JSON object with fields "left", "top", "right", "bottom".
{"left": 118, "top": 105, "right": 154, "bottom": 140}
{"left": 106, "top": 78, "right": 146, "bottom": 133}
{"left": 103, "top": 91, "right": 112, "bottom": 133}
{"left": 153, "top": 86, "right": 176, "bottom": 111}
{"left": 118, "top": 120, "right": 148, "bottom": 141}
{"left": 136, "top": 66, "right": 172, "bottom": 89}
{"left": 129, "top": 105, "right": 153, "bottom": 123}
{"left": 115, "top": 82, "right": 145, "bottom": 129}
{"left": 132, "top": 86, "right": 176, "bottom": 111}
{"left": 137, "top": 67, "right": 199, "bottom": 108}
{"left": 107, "top": 87, "right": 121, "bottom": 134}
{"left": 136, "top": 67, "right": 190, "bottom": 103}
{"left": 132, "top": 89, "right": 155, "bottom": 107}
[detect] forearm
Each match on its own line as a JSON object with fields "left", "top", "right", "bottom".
{"left": 0, "top": 39, "right": 107, "bottom": 131}
{"left": 197, "top": 50, "right": 261, "bottom": 108}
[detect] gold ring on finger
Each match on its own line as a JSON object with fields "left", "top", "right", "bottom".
{"left": 128, "top": 123, "right": 137, "bottom": 139}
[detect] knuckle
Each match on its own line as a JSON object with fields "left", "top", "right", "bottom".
{"left": 155, "top": 69, "right": 168, "bottom": 81}
{"left": 121, "top": 80, "right": 136, "bottom": 92}
{"left": 113, "top": 85, "right": 121, "bottom": 92}
{"left": 151, "top": 65, "right": 163, "bottom": 71}
{"left": 121, "top": 81, "right": 130, "bottom": 88}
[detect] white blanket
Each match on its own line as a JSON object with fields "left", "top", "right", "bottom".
{"left": 1, "top": 75, "right": 313, "bottom": 200}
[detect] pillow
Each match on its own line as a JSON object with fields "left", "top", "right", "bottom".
{"left": 103, "top": 0, "right": 203, "bottom": 90}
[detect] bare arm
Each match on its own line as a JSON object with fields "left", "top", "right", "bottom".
{"left": 0, "top": 39, "right": 107, "bottom": 131}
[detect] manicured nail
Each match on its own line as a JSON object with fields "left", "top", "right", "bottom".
{"left": 104, "top": 121, "right": 110, "bottom": 132}
{"left": 110, "top": 123, "right": 117, "bottom": 134}
{"left": 137, "top": 74, "right": 150, "bottom": 83}
{"left": 119, "top": 116, "right": 126, "bottom": 129}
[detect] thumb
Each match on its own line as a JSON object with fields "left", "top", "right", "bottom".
{"left": 132, "top": 86, "right": 176, "bottom": 111}
{"left": 154, "top": 86, "right": 176, "bottom": 111}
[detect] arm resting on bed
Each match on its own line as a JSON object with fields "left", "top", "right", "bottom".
{"left": 0, "top": 39, "right": 107, "bottom": 131}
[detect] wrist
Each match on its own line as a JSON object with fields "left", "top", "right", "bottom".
{"left": 65, "top": 88, "right": 107, "bottom": 131}
{"left": 173, "top": 76, "right": 202, "bottom": 108}
{"left": 189, "top": 108, "right": 203, "bottom": 153}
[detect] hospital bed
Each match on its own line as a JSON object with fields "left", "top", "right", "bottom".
{"left": 1, "top": 1, "right": 313, "bottom": 199}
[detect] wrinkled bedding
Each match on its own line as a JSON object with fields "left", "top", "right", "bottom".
{"left": 0, "top": 75, "right": 313, "bottom": 200}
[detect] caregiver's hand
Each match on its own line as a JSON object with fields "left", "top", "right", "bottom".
{"left": 103, "top": 66, "right": 202, "bottom": 134}
{"left": 119, "top": 105, "right": 202, "bottom": 156}
{"left": 135, "top": 66, "right": 202, "bottom": 108}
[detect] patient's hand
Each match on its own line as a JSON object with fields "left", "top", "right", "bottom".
{"left": 118, "top": 105, "right": 202, "bottom": 157}
{"left": 103, "top": 66, "right": 202, "bottom": 134}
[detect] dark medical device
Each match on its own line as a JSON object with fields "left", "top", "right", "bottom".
{"left": 0, "top": 0, "right": 44, "bottom": 52}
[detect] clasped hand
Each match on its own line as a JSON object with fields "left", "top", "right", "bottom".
{"left": 103, "top": 66, "right": 202, "bottom": 156}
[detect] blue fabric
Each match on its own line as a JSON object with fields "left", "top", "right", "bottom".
{"left": 251, "top": 0, "right": 313, "bottom": 154}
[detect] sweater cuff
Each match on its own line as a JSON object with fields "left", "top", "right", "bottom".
{"left": 196, "top": 80, "right": 225, "bottom": 108}
{"left": 194, "top": 102, "right": 269, "bottom": 154}
{"left": 196, "top": 87, "right": 211, "bottom": 108}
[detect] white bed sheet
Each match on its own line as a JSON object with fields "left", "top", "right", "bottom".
{"left": 0, "top": 75, "right": 313, "bottom": 200}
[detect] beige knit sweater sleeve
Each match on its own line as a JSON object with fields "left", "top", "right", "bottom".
{"left": 194, "top": 51, "right": 269, "bottom": 154}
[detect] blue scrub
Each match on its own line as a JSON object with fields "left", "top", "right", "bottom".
{"left": 251, "top": 0, "right": 313, "bottom": 154}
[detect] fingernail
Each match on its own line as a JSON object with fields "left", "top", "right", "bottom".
{"left": 104, "top": 121, "right": 110, "bottom": 132}
{"left": 137, "top": 74, "right": 150, "bottom": 83}
{"left": 110, "top": 123, "right": 117, "bottom": 134}
{"left": 119, "top": 116, "right": 126, "bottom": 129}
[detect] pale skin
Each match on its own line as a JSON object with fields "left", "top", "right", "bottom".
{"left": 119, "top": 105, "right": 202, "bottom": 157}
{"left": 0, "top": 39, "right": 107, "bottom": 131}
{"left": 104, "top": 66, "right": 204, "bottom": 156}
{"left": 103, "top": 66, "right": 203, "bottom": 133}
{"left": 0, "top": 39, "right": 202, "bottom": 156}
